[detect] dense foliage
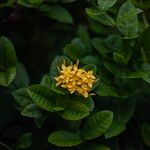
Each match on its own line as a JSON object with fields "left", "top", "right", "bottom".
{"left": 0, "top": 0, "right": 150, "bottom": 150}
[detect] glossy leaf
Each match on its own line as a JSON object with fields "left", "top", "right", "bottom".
{"left": 59, "top": 100, "right": 89, "bottom": 120}
{"left": 27, "top": 85, "right": 55, "bottom": 112}
{"left": 16, "top": 132, "right": 32, "bottom": 149}
{"left": 86, "top": 8, "right": 115, "bottom": 27}
{"left": 81, "top": 110, "right": 113, "bottom": 140}
{"left": 21, "top": 104, "right": 43, "bottom": 117}
{"left": 41, "top": 5, "right": 73, "bottom": 24}
{"left": 96, "top": 82, "right": 119, "bottom": 97}
{"left": 98, "top": 0, "right": 117, "bottom": 11}
{"left": 0, "top": 36, "right": 17, "bottom": 86}
{"left": 116, "top": 1, "right": 141, "bottom": 39}
{"left": 48, "top": 130, "right": 82, "bottom": 147}
{"left": 12, "top": 88, "right": 32, "bottom": 107}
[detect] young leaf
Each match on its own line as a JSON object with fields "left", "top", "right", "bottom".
{"left": 27, "top": 85, "right": 55, "bottom": 112}
{"left": 48, "top": 130, "right": 82, "bottom": 147}
{"left": 21, "top": 104, "right": 43, "bottom": 117}
{"left": 16, "top": 132, "right": 32, "bottom": 149}
{"left": 116, "top": 1, "right": 141, "bottom": 39}
{"left": 81, "top": 110, "right": 113, "bottom": 140}
{"left": 59, "top": 100, "right": 89, "bottom": 120}
{"left": 12, "top": 88, "right": 32, "bottom": 107}
{"left": 98, "top": 0, "right": 117, "bottom": 11}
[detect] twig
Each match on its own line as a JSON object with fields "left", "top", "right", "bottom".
{"left": 0, "top": 141, "right": 14, "bottom": 150}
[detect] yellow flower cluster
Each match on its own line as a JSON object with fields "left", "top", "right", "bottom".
{"left": 54, "top": 59, "right": 97, "bottom": 98}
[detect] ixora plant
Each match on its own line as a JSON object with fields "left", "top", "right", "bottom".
{"left": 0, "top": 0, "right": 150, "bottom": 149}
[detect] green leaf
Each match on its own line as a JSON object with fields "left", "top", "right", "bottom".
{"left": 0, "top": 36, "right": 17, "bottom": 86}
{"left": 105, "top": 99, "right": 135, "bottom": 138}
{"left": 142, "top": 123, "right": 150, "bottom": 147}
{"left": 0, "top": 36, "right": 17, "bottom": 68}
{"left": 80, "top": 55, "right": 100, "bottom": 65}
{"left": 98, "top": 0, "right": 117, "bottom": 11}
{"left": 84, "top": 144, "right": 111, "bottom": 150}
{"left": 60, "top": 0, "right": 77, "bottom": 3}
{"left": 40, "top": 74, "right": 51, "bottom": 88}
{"left": 116, "top": 1, "right": 141, "bottom": 39}
{"left": 82, "top": 64, "right": 97, "bottom": 74}
{"left": 138, "top": 26, "right": 150, "bottom": 51}
{"left": 63, "top": 38, "right": 86, "bottom": 60}
{"left": 86, "top": 8, "right": 115, "bottom": 27}
{"left": 78, "top": 26, "right": 90, "bottom": 45}
{"left": 142, "top": 64, "right": 150, "bottom": 84}
{"left": 106, "top": 34, "right": 122, "bottom": 51}
{"left": 91, "top": 38, "right": 109, "bottom": 57}
{"left": 50, "top": 55, "right": 71, "bottom": 77}
{"left": 17, "top": 0, "right": 37, "bottom": 7}
{"left": 34, "top": 116, "right": 47, "bottom": 128}
{"left": 13, "top": 62, "right": 29, "bottom": 88}
{"left": 21, "top": 104, "right": 43, "bottom": 117}
{"left": 27, "top": 0, "right": 44, "bottom": 5}
{"left": 12, "top": 88, "right": 32, "bottom": 107}
{"left": 105, "top": 123, "right": 125, "bottom": 138}
{"left": 16, "top": 132, "right": 32, "bottom": 149}
{"left": 27, "top": 85, "right": 55, "bottom": 112}
{"left": 96, "top": 82, "right": 119, "bottom": 97}
{"left": 48, "top": 130, "right": 82, "bottom": 147}
{"left": 41, "top": 5, "right": 73, "bottom": 24}
{"left": 81, "top": 110, "right": 113, "bottom": 140}
{"left": 59, "top": 100, "right": 89, "bottom": 120}
{"left": 0, "top": 66, "right": 16, "bottom": 86}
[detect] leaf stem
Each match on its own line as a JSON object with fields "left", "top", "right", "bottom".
{"left": 0, "top": 141, "right": 14, "bottom": 150}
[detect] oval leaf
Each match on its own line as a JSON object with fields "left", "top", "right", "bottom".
{"left": 27, "top": 85, "right": 55, "bottom": 112}
{"left": 48, "top": 130, "right": 82, "bottom": 147}
{"left": 81, "top": 110, "right": 113, "bottom": 140}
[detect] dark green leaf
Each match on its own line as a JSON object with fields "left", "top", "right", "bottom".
{"left": 0, "top": 66, "right": 16, "bottom": 86}
{"left": 63, "top": 38, "right": 86, "bottom": 60}
{"left": 27, "top": 85, "right": 55, "bottom": 112}
{"left": 0, "top": 36, "right": 17, "bottom": 86}
{"left": 48, "top": 130, "right": 82, "bottom": 147}
{"left": 40, "top": 74, "right": 51, "bottom": 88}
{"left": 116, "top": 1, "right": 141, "bottom": 39}
{"left": 80, "top": 55, "right": 100, "bottom": 65}
{"left": 21, "top": 104, "right": 43, "bottom": 117}
{"left": 12, "top": 88, "right": 32, "bottom": 107}
{"left": 0, "top": 36, "right": 17, "bottom": 68}
{"left": 142, "top": 123, "right": 150, "bottom": 147}
{"left": 16, "top": 132, "right": 32, "bottom": 149}
{"left": 96, "top": 82, "right": 119, "bottom": 97}
{"left": 86, "top": 8, "right": 115, "bottom": 27}
{"left": 81, "top": 110, "right": 113, "bottom": 140}
{"left": 59, "top": 100, "right": 89, "bottom": 120}
{"left": 13, "top": 62, "right": 29, "bottom": 88}
{"left": 98, "top": 0, "right": 117, "bottom": 11}
{"left": 41, "top": 5, "right": 73, "bottom": 24}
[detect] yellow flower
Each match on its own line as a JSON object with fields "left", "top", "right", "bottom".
{"left": 54, "top": 59, "right": 97, "bottom": 98}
